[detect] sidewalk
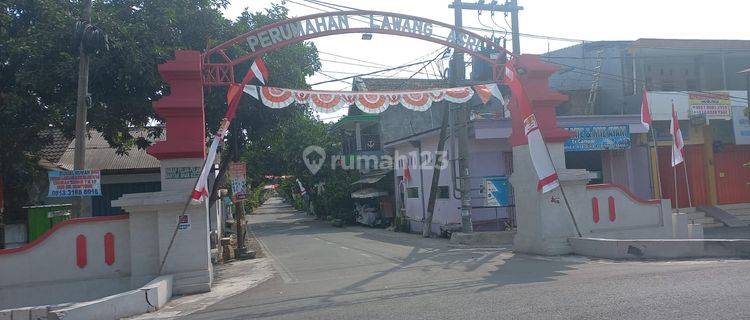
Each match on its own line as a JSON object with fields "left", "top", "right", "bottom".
{"left": 126, "top": 258, "right": 274, "bottom": 319}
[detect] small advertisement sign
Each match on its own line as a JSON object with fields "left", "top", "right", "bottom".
{"left": 47, "top": 170, "right": 102, "bottom": 197}
{"left": 564, "top": 125, "right": 631, "bottom": 152}
{"left": 229, "top": 162, "right": 247, "bottom": 202}
{"left": 688, "top": 92, "right": 731, "bottom": 118}
{"left": 177, "top": 214, "right": 191, "bottom": 231}
{"left": 485, "top": 176, "right": 511, "bottom": 207}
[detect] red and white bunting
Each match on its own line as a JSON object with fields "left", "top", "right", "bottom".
{"left": 243, "top": 83, "right": 505, "bottom": 114}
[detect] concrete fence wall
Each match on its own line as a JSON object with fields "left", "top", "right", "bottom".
{"left": 581, "top": 184, "right": 673, "bottom": 239}
{"left": 0, "top": 216, "right": 131, "bottom": 309}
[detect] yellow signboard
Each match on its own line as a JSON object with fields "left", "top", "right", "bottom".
{"left": 688, "top": 92, "right": 731, "bottom": 118}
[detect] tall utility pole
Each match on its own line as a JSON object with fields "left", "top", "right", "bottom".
{"left": 448, "top": 1, "right": 523, "bottom": 55}
{"left": 450, "top": 0, "right": 473, "bottom": 233}
{"left": 509, "top": 0, "right": 521, "bottom": 55}
{"left": 448, "top": 0, "right": 522, "bottom": 233}
{"left": 72, "top": 0, "right": 93, "bottom": 217}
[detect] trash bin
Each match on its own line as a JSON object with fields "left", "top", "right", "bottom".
{"left": 24, "top": 204, "right": 72, "bottom": 242}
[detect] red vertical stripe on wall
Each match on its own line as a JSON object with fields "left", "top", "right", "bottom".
{"left": 608, "top": 196, "right": 616, "bottom": 222}
{"left": 104, "top": 232, "right": 115, "bottom": 265}
{"left": 591, "top": 197, "right": 600, "bottom": 223}
{"left": 76, "top": 234, "right": 87, "bottom": 268}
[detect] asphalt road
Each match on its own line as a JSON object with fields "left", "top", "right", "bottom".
{"left": 182, "top": 198, "right": 750, "bottom": 320}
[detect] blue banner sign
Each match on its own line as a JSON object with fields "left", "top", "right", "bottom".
{"left": 564, "top": 125, "right": 631, "bottom": 152}
{"left": 48, "top": 170, "right": 102, "bottom": 197}
{"left": 484, "top": 176, "right": 511, "bottom": 207}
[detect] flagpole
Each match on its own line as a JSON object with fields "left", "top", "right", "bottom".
{"left": 540, "top": 139, "right": 583, "bottom": 237}
{"left": 509, "top": 61, "right": 581, "bottom": 237}
{"left": 643, "top": 88, "right": 665, "bottom": 226}
{"left": 644, "top": 89, "right": 663, "bottom": 198}
{"left": 682, "top": 149, "right": 693, "bottom": 208}
{"left": 670, "top": 100, "right": 681, "bottom": 213}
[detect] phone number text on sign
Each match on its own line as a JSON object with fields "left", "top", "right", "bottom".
{"left": 48, "top": 170, "right": 102, "bottom": 197}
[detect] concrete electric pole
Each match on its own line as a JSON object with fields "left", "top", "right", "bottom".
{"left": 448, "top": 0, "right": 522, "bottom": 233}
{"left": 449, "top": 0, "right": 523, "bottom": 54}
{"left": 72, "top": 0, "right": 93, "bottom": 217}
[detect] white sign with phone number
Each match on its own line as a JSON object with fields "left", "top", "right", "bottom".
{"left": 48, "top": 170, "right": 101, "bottom": 197}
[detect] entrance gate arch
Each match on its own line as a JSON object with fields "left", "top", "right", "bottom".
{"left": 148, "top": 10, "right": 514, "bottom": 160}
{"left": 201, "top": 10, "right": 510, "bottom": 86}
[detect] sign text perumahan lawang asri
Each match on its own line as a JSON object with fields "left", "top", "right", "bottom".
{"left": 246, "top": 13, "right": 492, "bottom": 54}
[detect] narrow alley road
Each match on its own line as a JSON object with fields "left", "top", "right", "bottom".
{"left": 181, "top": 197, "right": 750, "bottom": 320}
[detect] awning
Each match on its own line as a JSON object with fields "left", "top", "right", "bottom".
{"left": 351, "top": 169, "right": 390, "bottom": 185}
{"left": 352, "top": 174, "right": 387, "bottom": 185}
{"left": 351, "top": 188, "right": 388, "bottom": 199}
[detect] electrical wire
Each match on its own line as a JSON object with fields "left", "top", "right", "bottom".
{"left": 394, "top": 47, "right": 450, "bottom": 90}
{"left": 546, "top": 60, "right": 749, "bottom": 103}
{"left": 298, "top": 0, "right": 587, "bottom": 43}
{"left": 310, "top": 59, "right": 437, "bottom": 86}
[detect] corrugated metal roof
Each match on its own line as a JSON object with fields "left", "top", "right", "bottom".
{"left": 357, "top": 78, "right": 449, "bottom": 91}
{"left": 56, "top": 130, "right": 160, "bottom": 171}
{"left": 630, "top": 38, "right": 750, "bottom": 50}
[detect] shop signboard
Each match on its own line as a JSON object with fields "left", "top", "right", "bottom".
{"left": 564, "top": 125, "right": 631, "bottom": 152}
{"left": 484, "top": 176, "right": 511, "bottom": 207}
{"left": 48, "top": 170, "right": 101, "bottom": 197}
{"left": 688, "top": 92, "right": 731, "bottom": 119}
{"left": 733, "top": 105, "right": 750, "bottom": 145}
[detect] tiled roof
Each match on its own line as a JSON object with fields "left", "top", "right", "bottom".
{"left": 38, "top": 129, "right": 73, "bottom": 165}
{"left": 56, "top": 129, "right": 160, "bottom": 171}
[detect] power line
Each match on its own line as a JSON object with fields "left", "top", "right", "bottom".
{"left": 299, "top": 0, "right": 585, "bottom": 44}
{"left": 318, "top": 57, "right": 434, "bottom": 76}
{"left": 546, "top": 59, "right": 750, "bottom": 103}
{"left": 544, "top": 48, "right": 750, "bottom": 61}
{"left": 310, "top": 59, "right": 436, "bottom": 86}
{"left": 395, "top": 47, "right": 450, "bottom": 90}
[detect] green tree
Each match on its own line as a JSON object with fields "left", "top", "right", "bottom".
{"left": 0, "top": 1, "right": 320, "bottom": 219}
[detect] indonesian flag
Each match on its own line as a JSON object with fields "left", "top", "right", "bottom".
{"left": 190, "top": 57, "right": 268, "bottom": 204}
{"left": 190, "top": 118, "right": 231, "bottom": 204}
{"left": 403, "top": 161, "right": 412, "bottom": 182}
{"left": 641, "top": 90, "right": 652, "bottom": 131}
{"left": 504, "top": 61, "right": 559, "bottom": 193}
{"left": 670, "top": 102, "right": 685, "bottom": 167}
{"left": 249, "top": 57, "right": 269, "bottom": 85}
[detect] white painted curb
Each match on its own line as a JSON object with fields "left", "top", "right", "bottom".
{"left": 50, "top": 275, "right": 173, "bottom": 320}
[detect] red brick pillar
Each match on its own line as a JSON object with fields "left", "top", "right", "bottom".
{"left": 508, "top": 54, "right": 570, "bottom": 146}
{"left": 147, "top": 50, "right": 206, "bottom": 160}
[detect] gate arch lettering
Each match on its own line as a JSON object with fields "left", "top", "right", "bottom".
{"left": 202, "top": 10, "right": 510, "bottom": 85}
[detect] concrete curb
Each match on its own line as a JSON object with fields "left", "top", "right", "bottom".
{"left": 49, "top": 275, "right": 173, "bottom": 320}
{"left": 570, "top": 237, "right": 750, "bottom": 260}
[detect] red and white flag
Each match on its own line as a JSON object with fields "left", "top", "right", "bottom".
{"left": 504, "top": 61, "right": 559, "bottom": 193}
{"left": 670, "top": 102, "right": 685, "bottom": 166}
{"left": 249, "top": 57, "right": 269, "bottom": 85}
{"left": 190, "top": 56, "right": 269, "bottom": 204}
{"left": 191, "top": 118, "right": 231, "bottom": 204}
{"left": 641, "top": 90, "right": 652, "bottom": 131}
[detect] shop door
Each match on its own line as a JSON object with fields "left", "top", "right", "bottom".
{"left": 657, "top": 145, "right": 708, "bottom": 208}
{"left": 714, "top": 145, "right": 750, "bottom": 204}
